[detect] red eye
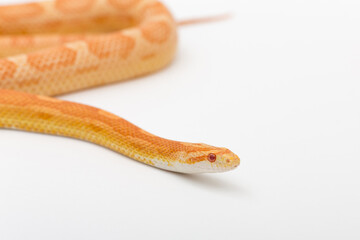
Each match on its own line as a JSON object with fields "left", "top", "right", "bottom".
{"left": 207, "top": 153, "right": 216, "bottom": 162}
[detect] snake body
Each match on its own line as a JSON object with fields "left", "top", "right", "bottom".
{"left": 0, "top": 0, "right": 239, "bottom": 173}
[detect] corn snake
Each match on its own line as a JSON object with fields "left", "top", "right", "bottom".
{"left": 0, "top": 0, "right": 240, "bottom": 173}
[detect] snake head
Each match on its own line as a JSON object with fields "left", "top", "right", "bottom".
{"left": 175, "top": 143, "right": 240, "bottom": 173}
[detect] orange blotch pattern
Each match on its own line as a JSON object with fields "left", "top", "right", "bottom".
{"left": 75, "top": 65, "right": 100, "bottom": 74}
{"left": 86, "top": 34, "right": 135, "bottom": 59}
{"left": 186, "top": 155, "right": 206, "bottom": 164}
{"left": 141, "top": 21, "right": 171, "bottom": 44}
{"left": 0, "top": 3, "right": 43, "bottom": 21}
{"left": 43, "top": 20, "right": 63, "bottom": 30}
{"left": 141, "top": 53, "right": 156, "bottom": 60}
{"left": 108, "top": 0, "right": 139, "bottom": 10}
{"left": 15, "top": 78, "right": 40, "bottom": 88}
{"left": 55, "top": 0, "right": 95, "bottom": 14}
{"left": 0, "top": 59, "right": 17, "bottom": 80}
{"left": 27, "top": 47, "right": 77, "bottom": 71}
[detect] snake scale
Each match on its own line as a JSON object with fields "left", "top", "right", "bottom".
{"left": 0, "top": 0, "right": 240, "bottom": 173}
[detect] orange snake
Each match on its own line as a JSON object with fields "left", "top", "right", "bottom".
{"left": 0, "top": 0, "right": 240, "bottom": 173}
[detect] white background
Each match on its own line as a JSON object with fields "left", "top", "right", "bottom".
{"left": 1, "top": 0, "right": 360, "bottom": 239}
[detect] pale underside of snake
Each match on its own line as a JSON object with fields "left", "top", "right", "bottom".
{"left": 0, "top": 0, "right": 240, "bottom": 173}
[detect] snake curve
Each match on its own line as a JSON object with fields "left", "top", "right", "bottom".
{"left": 0, "top": 0, "right": 240, "bottom": 173}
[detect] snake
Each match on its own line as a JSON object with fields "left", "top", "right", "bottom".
{"left": 0, "top": 0, "right": 240, "bottom": 173}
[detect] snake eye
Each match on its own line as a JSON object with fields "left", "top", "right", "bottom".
{"left": 207, "top": 153, "right": 216, "bottom": 162}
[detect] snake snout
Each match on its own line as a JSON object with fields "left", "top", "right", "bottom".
{"left": 226, "top": 152, "right": 240, "bottom": 169}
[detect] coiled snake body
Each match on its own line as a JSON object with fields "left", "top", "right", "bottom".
{"left": 0, "top": 0, "right": 240, "bottom": 173}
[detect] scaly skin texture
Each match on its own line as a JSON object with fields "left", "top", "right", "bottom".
{"left": 0, "top": 0, "right": 240, "bottom": 173}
